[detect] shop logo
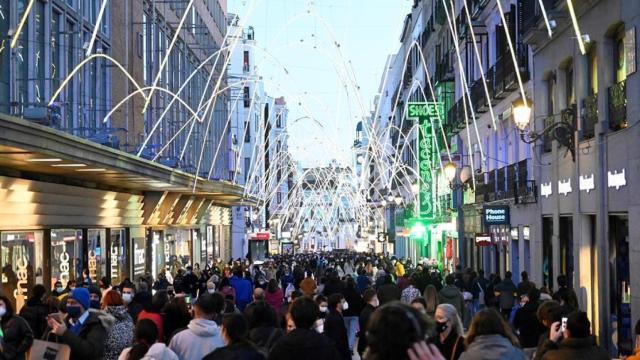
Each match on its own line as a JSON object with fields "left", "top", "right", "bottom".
{"left": 579, "top": 174, "right": 595, "bottom": 193}
{"left": 483, "top": 206, "right": 510, "bottom": 226}
{"left": 111, "top": 245, "right": 119, "bottom": 280}
{"left": 608, "top": 169, "right": 626, "bottom": 190}
{"left": 88, "top": 250, "right": 97, "bottom": 282}
{"left": 14, "top": 256, "right": 28, "bottom": 310}
{"left": 59, "top": 245, "right": 70, "bottom": 286}
{"left": 541, "top": 182, "right": 552, "bottom": 198}
{"left": 558, "top": 179, "right": 572, "bottom": 196}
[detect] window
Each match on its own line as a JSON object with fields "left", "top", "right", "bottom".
{"left": 244, "top": 121, "right": 250, "bottom": 142}
{"left": 243, "top": 50, "right": 250, "bottom": 72}
{"left": 276, "top": 113, "right": 282, "bottom": 127}
{"left": 565, "top": 63, "right": 575, "bottom": 106}
{"left": 615, "top": 31, "right": 627, "bottom": 83}
{"left": 276, "top": 140, "right": 281, "bottom": 153}
{"left": 244, "top": 157, "right": 251, "bottom": 183}
{"left": 588, "top": 46, "right": 598, "bottom": 95}
{"left": 243, "top": 86, "right": 250, "bottom": 108}
{"left": 277, "top": 192, "right": 282, "bottom": 204}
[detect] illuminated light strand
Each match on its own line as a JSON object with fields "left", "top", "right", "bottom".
{"left": 538, "top": 0, "right": 553, "bottom": 38}
{"left": 566, "top": 0, "right": 587, "bottom": 55}
{"left": 86, "top": 0, "right": 109, "bottom": 56}
{"left": 141, "top": 0, "right": 196, "bottom": 115}
{"left": 10, "top": 0, "right": 35, "bottom": 49}
{"left": 495, "top": 0, "right": 529, "bottom": 107}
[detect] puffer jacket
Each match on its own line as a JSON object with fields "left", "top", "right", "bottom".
{"left": 103, "top": 306, "right": 134, "bottom": 360}
{"left": 459, "top": 334, "right": 526, "bottom": 360}
{"left": 439, "top": 285, "right": 464, "bottom": 317}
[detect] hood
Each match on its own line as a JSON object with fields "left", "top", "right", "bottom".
{"left": 106, "top": 305, "right": 132, "bottom": 321}
{"left": 467, "top": 334, "right": 522, "bottom": 357}
{"left": 188, "top": 318, "right": 221, "bottom": 337}
{"left": 439, "top": 286, "right": 461, "bottom": 299}
{"left": 88, "top": 308, "right": 116, "bottom": 331}
{"left": 143, "top": 343, "right": 176, "bottom": 360}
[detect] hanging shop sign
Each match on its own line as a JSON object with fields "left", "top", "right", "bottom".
{"left": 608, "top": 169, "right": 627, "bottom": 190}
{"left": 558, "top": 179, "right": 572, "bottom": 196}
{"left": 483, "top": 205, "right": 510, "bottom": 226}
{"left": 407, "top": 102, "right": 444, "bottom": 220}
{"left": 475, "top": 233, "right": 492, "bottom": 247}
{"left": 541, "top": 182, "right": 552, "bottom": 198}
{"left": 250, "top": 232, "right": 271, "bottom": 241}
{"left": 579, "top": 174, "right": 595, "bottom": 193}
{"left": 626, "top": 27, "right": 636, "bottom": 76}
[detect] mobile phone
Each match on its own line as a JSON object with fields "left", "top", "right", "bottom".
{"left": 185, "top": 295, "right": 191, "bottom": 304}
{"left": 560, "top": 317, "right": 568, "bottom": 332}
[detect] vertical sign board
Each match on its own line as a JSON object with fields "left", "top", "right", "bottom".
{"left": 407, "top": 102, "right": 444, "bottom": 220}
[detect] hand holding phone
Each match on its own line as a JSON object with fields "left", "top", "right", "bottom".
{"left": 560, "top": 317, "right": 568, "bottom": 333}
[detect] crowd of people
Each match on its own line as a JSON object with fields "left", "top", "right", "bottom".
{"left": 0, "top": 251, "right": 634, "bottom": 359}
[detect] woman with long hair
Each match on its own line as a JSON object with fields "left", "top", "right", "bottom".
{"left": 432, "top": 304, "right": 464, "bottom": 360}
{"left": 0, "top": 295, "right": 33, "bottom": 359}
{"left": 118, "top": 319, "right": 177, "bottom": 360}
{"left": 203, "top": 313, "right": 265, "bottom": 360}
{"left": 102, "top": 290, "right": 134, "bottom": 360}
{"left": 423, "top": 284, "right": 439, "bottom": 318}
{"left": 459, "top": 308, "right": 525, "bottom": 360}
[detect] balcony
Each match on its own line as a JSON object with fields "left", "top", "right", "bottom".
{"left": 521, "top": 0, "right": 559, "bottom": 37}
{"left": 581, "top": 93, "right": 598, "bottom": 140}
{"left": 492, "top": 44, "right": 530, "bottom": 99}
{"left": 436, "top": 59, "right": 454, "bottom": 83}
{"left": 469, "top": 78, "right": 491, "bottom": 113}
{"left": 473, "top": 159, "right": 536, "bottom": 204}
{"left": 608, "top": 79, "right": 627, "bottom": 131}
{"left": 470, "top": 0, "right": 491, "bottom": 19}
{"left": 542, "top": 116, "right": 554, "bottom": 153}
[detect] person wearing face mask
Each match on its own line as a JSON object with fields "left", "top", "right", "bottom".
{"left": 47, "top": 287, "right": 109, "bottom": 360}
{"left": 313, "top": 296, "right": 328, "bottom": 334}
{"left": 324, "top": 293, "right": 351, "bottom": 360}
{"left": 357, "top": 288, "right": 378, "bottom": 357}
{"left": 53, "top": 280, "right": 66, "bottom": 296}
{"left": 101, "top": 290, "right": 133, "bottom": 360}
{"left": 88, "top": 286, "right": 102, "bottom": 310}
{"left": 0, "top": 295, "right": 33, "bottom": 359}
{"left": 432, "top": 303, "right": 465, "bottom": 360}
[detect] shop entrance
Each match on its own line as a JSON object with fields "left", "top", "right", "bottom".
{"left": 609, "top": 214, "right": 631, "bottom": 356}
{"left": 542, "top": 217, "right": 553, "bottom": 288}
{"left": 559, "top": 216, "right": 574, "bottom": 287}
{"left": 1, "top": 231, "right": 43, "bottom": 311}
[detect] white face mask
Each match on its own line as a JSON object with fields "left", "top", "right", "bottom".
{"left": 122, "top": 293, "right": 133, "bottom": 304}
{"left": 341, "top": 301, "right": 349, "bottom": 311}
{"left": 315, "top": 319, "right": 324, "bottom": 333}
{"left": 0, "top": 306, "right": 7, "bottom": 317}
{"left": 372, "top": 297, "right": 379, "bottom": 307}
{"left": 319, "top": 306, "right": 328, "bottom": 313}
{"left": 56, "top": 287, "right": 63, "bottom": 293}
{"left": 207, "top": 289, "right": 216, "bottom": 294}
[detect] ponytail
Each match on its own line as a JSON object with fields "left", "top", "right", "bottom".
{"left": 127, "top": 342, "right": 151, "bottom": 360}
{"left": 127, "top": 319, "right": 158, "bottom": 360}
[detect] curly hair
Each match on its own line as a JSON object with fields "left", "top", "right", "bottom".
{"left": 364, "top": 301, "right": 433, "bottom": 360}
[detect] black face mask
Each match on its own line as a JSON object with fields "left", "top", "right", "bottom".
{"left": 435, "top": 321, "right": 448, "bottom": 334}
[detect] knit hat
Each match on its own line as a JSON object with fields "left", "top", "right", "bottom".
{"left": 69, "top": 287, "right": 90, "bottom": 310}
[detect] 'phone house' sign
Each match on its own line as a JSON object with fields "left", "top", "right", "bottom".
{"left": 483, "top": 205, "right": 510, "bottom": 226}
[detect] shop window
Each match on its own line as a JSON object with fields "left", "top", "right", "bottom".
{"left": 588, "top": 45, "right": 598, "bottom": 95}
{"left": 1, "top": 231, "right": 43, "bottom": 311}
{"left": 87, "top": 229, "right": 106, "bottom": 284}
{"left": 165, "top": 230, "right": 191, "bottom": 277}
{"left": 151, "top": 231, "right": 164, "bottom": 278}
{"left": 132, "top": 236, "right": 146, "bottom": 279}
{"left": 51, "top": 229, "right": 83, "bottom": 288}
{"left": 110, "top": 228, "right": 128, "bottom": 286}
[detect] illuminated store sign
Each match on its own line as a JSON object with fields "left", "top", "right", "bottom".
{"left": 483, "top": 206, "right": 510, "bottom": 226}
{"left": 407, "top": 102, "right": 444, "bottom": 220}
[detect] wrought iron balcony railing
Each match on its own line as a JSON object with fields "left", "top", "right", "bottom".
{"left": 608, "top": 79, "right": 627, "bottom": 131}
{"left": 582, "top": 93, "right": 598, "bottom": 140}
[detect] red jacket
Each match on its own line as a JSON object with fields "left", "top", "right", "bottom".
{"left": 265, "top": 288, "right": 284, "bottom": 315}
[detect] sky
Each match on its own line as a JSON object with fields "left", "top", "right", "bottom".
{"left": 228, "top": 0, "right": 412, "bottom": 168}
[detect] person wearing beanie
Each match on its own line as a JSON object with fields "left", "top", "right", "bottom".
{"left": 46, "top": 287, "right": 109, "bottom": 360}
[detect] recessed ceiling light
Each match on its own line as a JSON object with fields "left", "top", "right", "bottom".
{"left": 150, "top": 182, "right": 173, "bottom": 188}
{"left": 27, "top": 158, "right": 62, "bottom": 162}
{"left": 76, "top": 168, "right": 107, "bottom": 172}
{"left": 51, "top": 163, "right": 87, "bottom": 167}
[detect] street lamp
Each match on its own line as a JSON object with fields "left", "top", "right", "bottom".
{"left": 444, "top": 162, "right": 472, "bottom": 190}
{"left": 512, "top": 98, "right": 576, "bottom": 161}
{"left": 356, "top": 154, "right": 365, "bottom": 164}
{"left": 394, "top": 195, "right": 402, "bottom": 206}
{"left": 411, "top": 182, "right": 419, "bottom": 194}
{"left": 444, "top": 162, "right": 457, "bottom": 183}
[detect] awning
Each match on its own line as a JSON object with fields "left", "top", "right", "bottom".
{"left": 0, "top": 114, "right": 257, "bottom": 207}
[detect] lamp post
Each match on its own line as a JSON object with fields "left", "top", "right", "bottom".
{"left": 443, "top": 161, "right": 472, "bottom": 269}
{"left": 512, "top": 98, "right": 576, "bottom": 161}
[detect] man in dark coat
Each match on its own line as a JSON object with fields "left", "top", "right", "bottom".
{"left": 538, "top": 311, "right": 609, "bottom": 360}
{"left": 324, "top": 294, "right": 351, "bottom": 360}
{"left": 376, "top": 274, "right": 401, "bottom": 305}
{"left": 46, "top": 288, "right": 109, "bottom": 360}
{"left": 268, "top": 297, "right": 340, "bottom": 360}
{"left": 357, "top": 288, "right": 378, "bottom": 357}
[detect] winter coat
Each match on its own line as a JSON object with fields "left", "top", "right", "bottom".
{"left": 103, "top": 306, "right": 134, "bottom": 360}
{"left": 357, "top": 304, "right": 375, "bottom": 355}
{"left": 377, "top": 283, "right": 401, "bottom": 305}
{"left": 513, "top": 301, "right": 546, "bottom": 348}
{"left": 230, "top": 276, "right": 253, "bottom": 311}
{"left": 355, "top": 275, "right": 372, "bottom": 294}
{"left": 401, "top": 285, "right": 421, "bottom": 304}
{"left": 59, "top": 311, "right": 111, "bottom": 360}
{"left": 439, "top": 285, "right": 464, "bottom": 316}
{"left": 264, "top": 288, "right": 284, "bottom": 315}
{"left": 538, "top": 336, "right": 610, "bottom": 360}
{"left": 168, "top": 318, "right": 224, "bottom": 360}
{"left": 434, "top": 330, "right": 464, "bottom": 360}
{"left": 19, "top": 298, "right": 49, "bottom": 339}
{"left": 325, "top": 310, "right": 350, "bottom": 360}
{"left": 495, "top": 279, "right": 517, "bottom": 310}
{"left": 342, "top": 287, "right": 365, "bottom": 317}
{"left": 459, "top": 334, "right": 526, "bottom": 360}
{"left": 0, "top": 315, "right": 33, "bottom": 360}
{"left": 628, "top": 348, "right": 640, "bottom": 360}
{"left": 203, "top": 342, "right": 266, "bottom": 360}
{"left": 248, "top": 326, "right": 284, "bottom": 354}
{"left": 267, "top": 328, "right": 341, "bottom": 360}
{"left": 118, "top": 343, "right": 179, "bottom": 360}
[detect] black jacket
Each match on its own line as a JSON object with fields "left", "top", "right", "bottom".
{"left": 538, "top": 336, "right": 610, "bottom": 360}
{"left": 377, "top": 283, "right": 401, "bottom": 305}
{"left": 249, "top": 326, "right": 284, "bottom": 354}
{"left": 0, "top": 315, "right": 34, "bottom": 360}
{"left": 342, "top": 287, "right": 364, "bottom": 317}
{"left": 324, "top": 310, "right": 350, "bottom": 360}
{"left": 513, "top": 301, "right": 546, "bottom": 348}
{"left": 433, "top": 330, "right": 464, "bottom": 360}
{"left": 357, "top": 304, "right": 375, "bottom": 355}
{"left": 19, "top": 299, "right": 49, "bottom": 339}
{"left": 203, "top": 342, "right": 265, "bottom": 360}
{"left": 267, "top": 328, "right": 340, "bottom": 360}
{"left": 60, "top": 311, "right": 108, "bottom": 360}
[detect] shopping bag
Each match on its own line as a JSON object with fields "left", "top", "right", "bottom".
{"left": 28, "top": 339, "right": 71, "bottom": 360}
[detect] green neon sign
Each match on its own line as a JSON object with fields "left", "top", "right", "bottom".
{"left": 407, "top": 102, "right": 444, "bottom": 220}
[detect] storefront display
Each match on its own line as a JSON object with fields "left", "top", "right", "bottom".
{"left": 51, "top": 229, "right": 83, "bottom": 288}
{"left": 88, "top": 229, "right": 106, "bottom": 283}
{"left": 1, "top": 231, "right": 43, "bottom": 311}
{"left": 151, "top": 231, "right": 165, "bottom": 278}
{"left": 110, "top": 228, "right": 128, "bottom": 285}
